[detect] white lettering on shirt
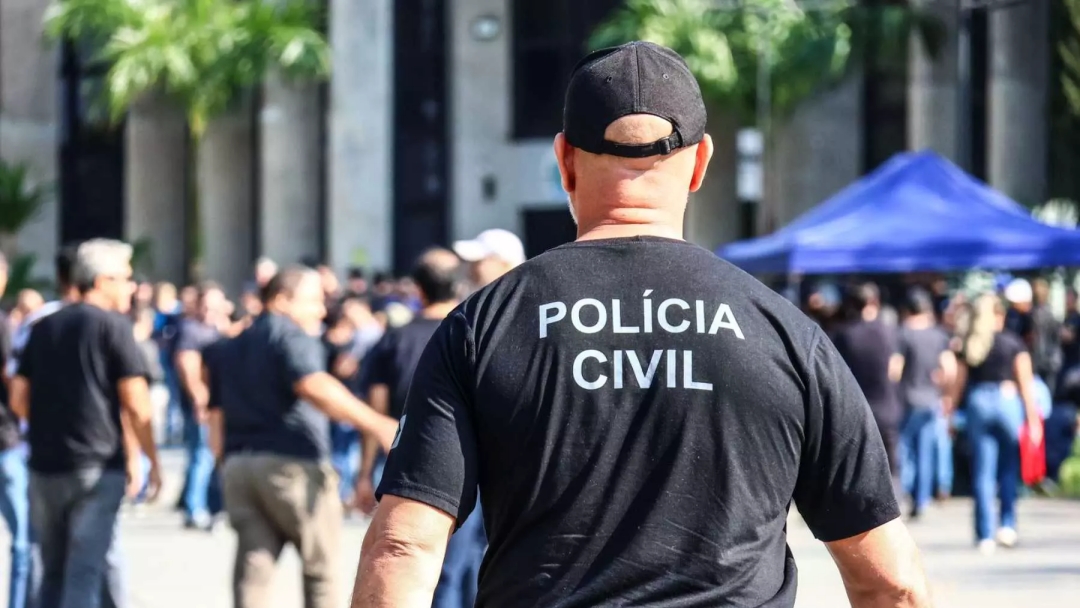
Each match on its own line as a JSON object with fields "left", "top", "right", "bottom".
{"left": 573, "top": 350, "right": 607, "bottom": 390}
{"left": 657, "top": 299, "right": 691, "bottom": 333}
{"left": 683, "top": 351, "right": 714, "bottom": 391}
{"left": 571, "top": 299, "right": 607, "bottom": 334}
{"left": 537, "top": 293, "right": 745, "bottom": 393}
{"left": 539, "top": 302, "right": 566, "bottom": 339}
{"left": 708, "top": 303, "right": 745, "bottom": 340}
{"left": 612, "top": 300, "right": 639, "bottom": 334}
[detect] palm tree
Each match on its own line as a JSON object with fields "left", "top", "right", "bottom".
{"left": 0, "top": 159, "right": 54, "bottom": 296}
{"left": 590, "top": 0, "right": 945, "bottom": 124}
{"left": 43, "top": 0, "right": 331, "bottom": 275}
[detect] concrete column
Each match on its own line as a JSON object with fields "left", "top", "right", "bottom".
{"left": 988, "top": 1, "right": 1050, "bottom": 204}
{"left": 763, "top": 75, "right": 863, "bottom": 231}
{"left": 259, "top": 72, "right": 321, "bottom": 266}
{"left": 449, "top": 0, "right": 517, "bottom": 241}
{"left": 125, "top": 98, "right": 188, "bottom": 283}
{"left": 908, "top": 0, "right": 958, "bottom": 159}
{"left": 685, "top": 109, "right": 739, "bottom": 250}
{"left": 198, "top": 106, "right": 253, "bottom": 295}
{"left": 328, "top": 0, "right": 393, "bottom": 275}
{"left": 0, "top": 0, "right": 59, "bottom": 279}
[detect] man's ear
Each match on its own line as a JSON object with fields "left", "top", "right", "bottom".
{"left": 689, "top": 133, "right": 714, "bottom": 193}
{"left": 554, "top": 133, "right": 576, "bottom": 193}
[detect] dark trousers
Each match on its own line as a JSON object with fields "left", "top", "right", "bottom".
{"left": 432, "top": 506, "right": 486, "bottom": 608}
{"left": 30, "top": 468, "right": 126, "bottom": 608}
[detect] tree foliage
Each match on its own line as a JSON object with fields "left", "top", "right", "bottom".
{"left": 43, "top": 0, "right": 331, "bottom": 137}
{"left": 1061, "top": 0, "right": 1080, "bottom": 117}
{"left": 0, "top": 160, "right": 51, "bottom": 235}
{"left": 590, "top": 0, "right": 945, "bottom": 123}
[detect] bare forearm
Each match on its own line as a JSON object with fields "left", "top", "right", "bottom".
{"left": 830, "top": 522, "right": 932, "bottom": 608}
{"left": 351, "top": 546, "right": 443, "bottom": 608}
{"left": 298, "top": 374, "right": 397, "bottom": 450}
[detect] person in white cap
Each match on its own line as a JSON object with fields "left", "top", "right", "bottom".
{"left": 1003, "top": 278, "right": 1034, "bottom": 341}
{"left": 452, "top": 228, "right": 526, "bottom": 291}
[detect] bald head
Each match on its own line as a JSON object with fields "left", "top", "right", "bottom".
{"left": 412, "top": 247, "right": 461, "bottom": 304}
{"left": 554, "top": 114, "right": 713, "bottom": 237}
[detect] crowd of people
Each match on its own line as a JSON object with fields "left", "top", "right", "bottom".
{"left": 800, "top": 276, "right": 1080, "bottom": 553}
{"left": 0, "top": 228, "right": 527, "bottom": 608}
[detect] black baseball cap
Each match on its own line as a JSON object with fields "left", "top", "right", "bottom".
{"left": 563, "top": 41, "right": 707, "bottom": 158}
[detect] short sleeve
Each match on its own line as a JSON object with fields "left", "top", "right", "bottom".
{"left": 793, "top": 329, "right": 900, "bottom": 542}
{"left": 175, "top": 322, "right": 201, "bottom": 354}
{"left": 376, "top": 312, "right": 479, "bottom": 528}
{"left": 108, "top": 316, "right": 151, "bottom": 381}
{"left": 277, "top": 327, "right": 325, "bottom": 384}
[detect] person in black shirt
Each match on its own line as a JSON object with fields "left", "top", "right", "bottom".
{"left": 10, "top": 239, "right": 161, "bottom": 608}
{"left": 832, "top": 283, "right": 904, "bottom": 490}
{"left": 355, "top": 248, "right": 486, "bottom": 608}
{"left": 953, "top": 294, "right": 1044, "bottom": 554}
{"left": 323, "top": 300, "right": 362, "bottom": 504}
{"left": 353, "top": 41, "right": 927, "bottom": 608}
{"left": 207, "top": 267, "right": 397, "bottom": 608}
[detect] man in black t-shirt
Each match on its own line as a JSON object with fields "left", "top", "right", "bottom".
{"left": 832, "top": 284, "right": 904, "bottom": 484}
{"left": 355, "top": 249, "right": 487, "bottom": 608}
{"left": 10, "top": 239, "right": 162, "bottom": 608}
{"left": 353, "top": 42, "right": 929, "bottom": 608}
{"left": 207, "top": 267, "right": 398, "bottom": 608}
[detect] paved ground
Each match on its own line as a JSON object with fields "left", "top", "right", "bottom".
{"left": 3, "top": 451, "right": 1079, "bottom": 607}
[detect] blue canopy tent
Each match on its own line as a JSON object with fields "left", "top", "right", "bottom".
{"left": 717, "top": 151, "right": 1080, "bottom": 274}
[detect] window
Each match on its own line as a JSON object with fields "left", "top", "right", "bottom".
{"left": 860, "top": 0, "right": 910, "bottom": 173}
{"left": 512, "top": 0, "right": 622, "bottom": 139}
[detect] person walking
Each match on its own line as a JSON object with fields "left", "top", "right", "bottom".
{"left": 953, "top": 294, "right": 1044, "bottom": 554}
{"left": 0, "top": 252, "right": 35, "bottom": 608}
{"left": 352, "top": 41, "right": 929, "bottom": 607}
{"left": 354, "top": 249, "right": 486, "bottom": 608}
{"left": 174, "top": 282, "right": 230, "bottom": 530}
{"left": 206, "top": 266, "right": 398, "bottom": 608}
{"left": 9, "top": 239, "right": 162, "bottom": 608}
{"left": 832, "top": 283, "right": 905, "bottom": 496}
{"left": 897, "top": 287, "right": 957, "bottom": 518}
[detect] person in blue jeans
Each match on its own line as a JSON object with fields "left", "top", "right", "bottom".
{"left": 896, "top": 288, "right": 956, "bottom": 518}
{"left": 956, "top": 294, "right": 1043, "bottom": 554}
{"left": 0, "top": 445, "right": 35, "bottom": 608}
{"left": 934, "top": 411, "right": 953, "bottom": 497}
{"left": 174, "top": 283, "right": 229, "bottom": 529}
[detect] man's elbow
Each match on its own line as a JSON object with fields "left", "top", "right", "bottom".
{"left": 358, "top": 524, "right": 446, "bottom": 589}
{"left": 847, "top": 549, "right": 932, "bottom": 608}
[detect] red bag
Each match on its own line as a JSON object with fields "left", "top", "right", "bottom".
{"left": 1020, "top": 420, "right": 1047, "bottom": 486}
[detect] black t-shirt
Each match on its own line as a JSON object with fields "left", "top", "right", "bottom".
{"left": 966, "top": 332, "right": 1027, "bottom": 384}
{"left": 207, "top": 313, "right": 329, "bottom": 460}
{"left": 897, "top": 326, "right": 950, "bottom": 410}
{"left": 18, "top": 304, "right": 149, "bottom": 473}
{"left": 377, "top": 236, "right": 899, "bottom": 608}
{"left": 832, "top": 319, "right": 901, "bottom": 424}
{"left": 361, "top": 318, "right": 442, "bottom": 420}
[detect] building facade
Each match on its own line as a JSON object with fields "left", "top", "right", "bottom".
{"left": 0, "top": 0, "right": 1059, "bottom": 291}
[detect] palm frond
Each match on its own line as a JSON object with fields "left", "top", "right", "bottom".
{"left": 0, "top": 160, "right": 51, "bottom": 235}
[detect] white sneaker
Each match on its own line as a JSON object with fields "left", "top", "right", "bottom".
{"left": 978, "top": 539, "right": 997, "bottom": 555}
{"left": 995, "top": 527, "right": 1018, "bottom": 548}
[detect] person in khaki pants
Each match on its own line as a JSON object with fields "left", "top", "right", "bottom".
{"left": 206, "top": 266, "right": 397, "bottom": 608}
